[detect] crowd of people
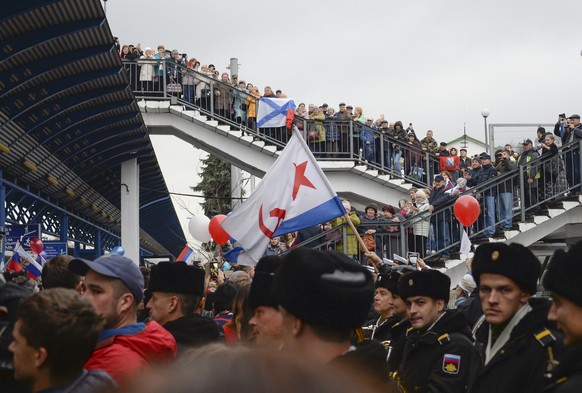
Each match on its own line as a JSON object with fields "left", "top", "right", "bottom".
{"left": 1, "top": 240, "right": 582, "bottom": 393}
{"left": 117, "top": 40, "right": 582, "bottom": 205}
{"left": 255, "top": 123, "right": 575, "bottom": 265}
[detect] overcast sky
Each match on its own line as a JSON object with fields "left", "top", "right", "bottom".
{"left": 105, "top": 0, "right": 582, "bottom": 244}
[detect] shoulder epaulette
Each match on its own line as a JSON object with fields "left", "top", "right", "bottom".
{"left": 438, "top": 333, "right": 451, "bottom": 345}
{"left": 533, "top": 328, "right": 556, "bottom": 348}
{"left": 406, "top": 326, "right": 414, "bottom": 336}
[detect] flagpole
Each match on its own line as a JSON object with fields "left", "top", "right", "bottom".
{"left": 343, "top": 213, "right": 379, "bottom": 273}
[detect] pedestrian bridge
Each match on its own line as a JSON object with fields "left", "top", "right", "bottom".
{"left": 140, "top": 100, "right": 414, "bottom": 208}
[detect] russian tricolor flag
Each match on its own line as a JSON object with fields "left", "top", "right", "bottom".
{"left": 176, "top": 245, "right": 197, "bottom": 265}
{"left": 8, "top": 242, "right": 43, "bottom": 281}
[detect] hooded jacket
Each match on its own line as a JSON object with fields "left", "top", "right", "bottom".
{"left": 84, "top": 321, "right": 176, "bottom": 385}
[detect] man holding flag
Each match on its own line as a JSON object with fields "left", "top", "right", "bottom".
{"left": 221, "top": 128, "right": 345, "bottom": 266}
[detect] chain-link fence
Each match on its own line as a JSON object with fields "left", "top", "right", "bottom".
{"left": 490, "top": 123, "right": 556, "bottom": 153}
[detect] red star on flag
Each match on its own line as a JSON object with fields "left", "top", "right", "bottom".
{"left": 292, "top": 161, "right": 316, "bottom": 201}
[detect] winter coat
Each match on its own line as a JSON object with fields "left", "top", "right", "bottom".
{"left": 329, "top": 340, "right": 389, "bottom": 388}
{"left": 325, "top": 115, "right": 340, "bottom": 141}
{"left": 308, "top": 111, "right": 326, "bottom": 142}
{"left": 138, "top": 57, "right": 155, "bottom": 81}
{"left": 181, "top": 68, "right": 198, "bottom": 86}
{"left": 232, "top": 88, "right": 248, "bottom": 119}
{"left": 460, "top": 156, "right": 472, "bottom": 170}
{"left": 399, "top": 310, "right": 478, "bottom": 393}
{"left": 474, "top": 163, "right": 497, "bottom": 196}
{"left": 517, "top": 149, "right": 541, "bottom": 186}
{"left": 215, "top": 81, "right": 233, "bottom": 111}
{"left": 245, "top": 93, "right": 259, "bottom": 118}
{"left": 545, "top": 344, "right": 582, "bottom": 393}
{"left": 359, "top": 126, "right": 375, "bottom": 146}
{"left": 405, "top": 140, "right": 423, "bottom": 167}
{"left": 163, "top": 315, "right": 220, "bottom": 355}
{"left": 470, "top": 298, "right": 563, "bottom": 393}
{"left": 421, "top": 137, "right": 439, "bottom": 154}
{"left": 332, "top": 210, "right": 361, "bottom": 256}
{"left": 84, "top": 321, "right": 177, "bottom": 385}
{"left": 541, "top": 143, "right": 560, "bottom": 176}
{"left": 392, "top": 123, "right": 408, "bottom": 152}
{"left": 429, "top": 184, "right": 453, "bottom": 223}
{"left": 495, "top": 158, "right": 516, "bottom": 193}
{"left": 364, "top": 315, "right": 411, "bottom": 373}
{"left": 466, "top": 167, "right": 481, "bottom": 187}
{"left": 456, "top": 289, "right": 483, "bottom": 330}
{"left": 563, "top": 123, "right": 582, "bottom": 145}
{"left": 412, "top": 200, "right": 430, "bottom": 238}
{"left": 153, "top": 53, "right": 170, "bottom": 76}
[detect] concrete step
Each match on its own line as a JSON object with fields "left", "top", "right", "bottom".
{"left": 169, "top": 105, "right": 184, "bottom": 116}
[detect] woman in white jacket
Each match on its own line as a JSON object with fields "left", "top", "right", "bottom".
{"left": 411, "top": 190, "right": 430, "bottom": 258}
{"left": 138, "top": 48, "right": 155, "bottom": 92}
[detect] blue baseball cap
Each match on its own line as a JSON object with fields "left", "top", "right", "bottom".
{"left": 69, "top": 255, "right": 144, "bottom": 303}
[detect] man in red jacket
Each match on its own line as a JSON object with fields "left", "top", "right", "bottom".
{"left": 69, "top": 255, "right": 176, "bottom": 385}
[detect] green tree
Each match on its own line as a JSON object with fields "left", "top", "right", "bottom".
{"left": 192, "top": 155, "right": 232, "bottom": 217}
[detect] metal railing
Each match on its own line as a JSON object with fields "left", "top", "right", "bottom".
{"left": 123, "top": 59, "right": 442, "bottom": 188}
{"left": 122, "top": 60, "right": 582, "bottom": 261}
{"left": 278, "top": 140, "right": 582, "bottom": 264}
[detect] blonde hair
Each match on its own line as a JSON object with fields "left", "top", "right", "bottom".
{"left": 415, "top": 190, "right": 427, "bottom": 201}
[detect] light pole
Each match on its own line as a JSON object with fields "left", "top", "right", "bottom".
{"left": 481, "top": 108, "right": 490, "bottom": 154}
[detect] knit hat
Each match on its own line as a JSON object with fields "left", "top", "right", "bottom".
{"left": 248, "top": 255, "right": 281, "bottom": 309}
{"left": 472, "top": 243, "right": 540, "bottom": 294}
{"left": 543, "top": 241, "right": 582, "bottom": 306}
{"left": 398, "top": 269, "right": 451, "bottom": 303}
{"left": 274, "top": 248, "right": 374, "bottom": 330}
{"left": 148, "top": 262, "right": 205, "bottom": 296}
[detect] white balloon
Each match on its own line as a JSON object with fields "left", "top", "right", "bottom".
{"left": 188, "top": 215, "right": 211, "bottom": 242}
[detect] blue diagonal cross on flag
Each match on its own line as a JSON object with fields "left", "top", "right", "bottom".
{"left": 257, "top": 98, "right": 296, "bottom": 128}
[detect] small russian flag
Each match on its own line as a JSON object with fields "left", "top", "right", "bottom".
{"left": 177, "top": 245, "right": 196, "bottom": 264}
{"left": 13, "top": 242, "right": 43, "bottom": 281}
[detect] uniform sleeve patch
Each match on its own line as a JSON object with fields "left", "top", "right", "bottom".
{"left": 442, "top": 354, "right": 461, "bottom": 374}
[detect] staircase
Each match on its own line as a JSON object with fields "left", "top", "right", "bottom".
{"left": 139, "top": 100, "right": 415, "bottom": 207}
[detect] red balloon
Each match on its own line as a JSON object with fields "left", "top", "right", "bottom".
{"left": 208, "top": 215, "right": 230, "bottom": 245}
{"left": 454, "top": 195, "right": 481, "bottom": 227}
{"left": 29, "top": 237, "right": 44, "bottom": 254}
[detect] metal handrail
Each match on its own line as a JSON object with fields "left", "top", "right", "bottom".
{"left": 122, "top": 59, "right": 582, "bottom": 260}
{"left": 123, "top": 59, "right": 445, "bottom": 187}
{"left": 281, "top": 140, "right": 580, "bottom": 262}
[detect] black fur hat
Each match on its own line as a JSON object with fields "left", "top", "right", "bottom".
{"left": 543, "top": 241, "right": 582, "bottom": 306}
{"left": 248, "top": 255, "right": 281, "bottom": 309}
{"left": 376, "top": 270, "right": 402, "bottom": 295}
{"left": 148, "top": 262, "right": 205, "bottom": 296}
{"left": 274, "top": 248, "right": 374, "bottom": 330}
{"left": 398, "top": 269, "right": 451, "bottom": 303}
{"left": 472, "top": 243, "right": 540, "bottom": 294}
